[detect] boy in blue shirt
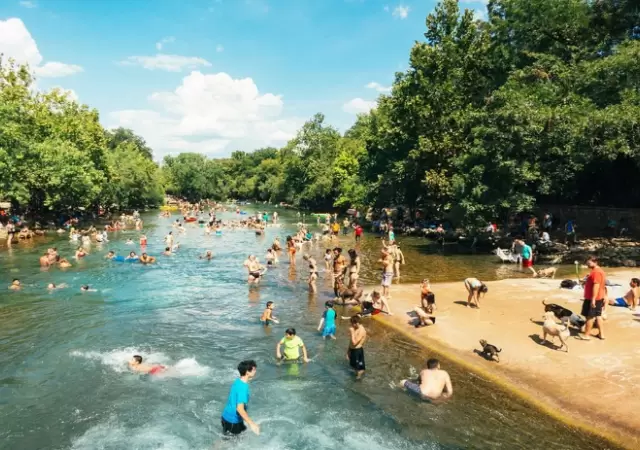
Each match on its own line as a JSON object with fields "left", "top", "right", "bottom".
{"left": 318, "top": 301, "right": 337, "bottom": 339}
{"left": 221, "top": 360, "right": 259, "bottom": 436}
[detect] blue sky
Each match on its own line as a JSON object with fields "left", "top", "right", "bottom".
{"left": 0, "top": 0, "right": 488, "bottom": 159}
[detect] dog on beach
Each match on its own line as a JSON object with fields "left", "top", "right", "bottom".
{"left": 541, "top": 311, "right": 570, "bottom": 352}
{"left": 542, "top": 299, "right": 586, "bottom": 328}
{"left": 534, "top": 267, "right": 557, "bottom": 279}
{"left": 479, "top": 339, "right": 502, "bottom": 362}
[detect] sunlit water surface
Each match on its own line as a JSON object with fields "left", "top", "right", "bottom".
{"left": 0, "top": 210, "right": 619, "bottom": 450}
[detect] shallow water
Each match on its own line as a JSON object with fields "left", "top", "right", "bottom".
{"left": 0, "top": 210, "right": 620, "bottom": 450}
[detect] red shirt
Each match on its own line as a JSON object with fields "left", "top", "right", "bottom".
{"left": 584, "top": 267, "right": 606, "bottom": 300}
{"left": 355, "top": 226, "right": 363, "bottom": 236}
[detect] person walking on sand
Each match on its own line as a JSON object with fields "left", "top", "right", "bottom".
{"left": 464, "top": 278, "right": 488, "bottom": 308}
{"left": 399, "top": 358, "right": 452, "bottom": 402}
{"left": 580, "top": 256, "right": 606, "bottom": 340}
{"left": 221, "top": 360, "right": 260, "bottom": 436}
{"left": 347, "top": 315, "right": 367, "bottom": 379}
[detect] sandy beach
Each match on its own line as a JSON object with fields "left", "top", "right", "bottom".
{"left": 370, "top": 270, "right": 640, "bottom": 449}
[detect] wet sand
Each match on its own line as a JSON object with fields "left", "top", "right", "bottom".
{"left": 369, "top": 271, "right": 640, "bottom": 448}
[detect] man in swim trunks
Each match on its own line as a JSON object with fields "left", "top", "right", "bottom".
{"left": 607, "top": 278, "right": 639, "bottom": 310}
{"left": 347, "top": 315, "right": 366, "bottom": 379}
{"left": 276, "top": 328, "right": 310, "bottom": 362}
{"left": 399, "top": 358, "right": 453, "bottom": 402}
{"left": 243, "top": 255, "right": 264, "bottom": 284}
{"left": 332, "top": 247, "right": 347, "bottom": 297}
{"left": 221, "top": 360, "right": 260, "bottom": 436}
{"left": 128, "top": 355, "right": 166, "bottom": 375}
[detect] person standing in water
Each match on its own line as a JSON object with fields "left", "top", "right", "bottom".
{"left": 379, "top": 249, "right": 394, "bottom": 298}
{"left": 260, "top": 301, "right": 279, "bottom": 325}
{"left": 399, "top": 358, "right": 453, "bottom": 402}
{"left": 276, "top": 328, "right": 310, "bottom": 362}
{"left": 347, "top": 315, "right": 367, "bottom": 379}
{"left": 221, "top": 360, "right": 260, "bottom": 436}
{"left": 317, "top": 301, "right": 337, "bottom": 339}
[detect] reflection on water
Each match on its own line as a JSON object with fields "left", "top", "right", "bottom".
{"left": 0, "top": 210, "right": 619, "bottom": 450}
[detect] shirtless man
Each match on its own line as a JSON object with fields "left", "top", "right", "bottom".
{"left": 379, "top": 249, "right": 394, "bottom": 297}
{"left": 39, "top": 252, "right": 51, "bottom": 267}
{"left": 334, "top": 278, "right": 364, "bottom": 305}
{"left": 607, "top": 277, "right": 640, "bottom": 310}
{"left": 128, "top": 355, "right": 167, "bottom": 376}
{"left": 332, "top": 247, "right": 347, "bottom": 297}
{"left": 243, "top": 255, "right": 264, "bottom": 284}
{"left": 9, "top": 279, "right": 21, "bottom": 290}
{"left": 347, "top": 315, "right": 367, "bottom": 379}
{"left": 399, "top": 358, "right": 453, "bottom": 402}
{"left": 200, "top": 250, "right": 214, "bottom": 260}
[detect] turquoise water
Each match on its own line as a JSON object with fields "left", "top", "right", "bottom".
{"left": 0, "top": 211, "right": 620, "bottom": 450}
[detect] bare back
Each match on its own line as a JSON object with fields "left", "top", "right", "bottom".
{"left": 419, "top": 368, "right": 452, "bottom": 400}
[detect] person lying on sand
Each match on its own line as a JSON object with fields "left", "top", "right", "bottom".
{"left": 341, "top": 290, "right": 391, "bottom": 318}
{"left": 399, "top": 358, "right": 452, "bottom": 402}
{"left": 606, "top": 278, "right": 639, "bottom": 310}
{"left": 129, "top": 355, "right": 167, "bottom": 375}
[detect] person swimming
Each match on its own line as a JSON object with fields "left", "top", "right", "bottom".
{"left": 260, "top": 301, "right": 279, "bottom": 325}
{"left": 105, "top": 250, "right": 116, "bottom": 260}
{"left": 128, "top": 355, "right": 166, "bottom": 375}
{"left": 140, "top": 253, "right": 156, "bottom": 264}
{"left": 9, "top": 279, "right": 21, "bottom": 290}
{"left": 126, "top": 251, "right": 139, "bottom": 261}
{"left": 200, "top": 250, "right": 214, "bottom": 260}
{"left": 125, "top": 239, "right": 134, "bottom": 245}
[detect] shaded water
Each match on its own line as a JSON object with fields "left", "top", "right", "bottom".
{"left": 0, "top": 210, "right": 619, "bottom": 450}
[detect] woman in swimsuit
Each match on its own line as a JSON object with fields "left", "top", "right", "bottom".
{"left": 286, "top": 236, "right": 296, "bottom": 264}
{"left": 303, "top": 255, "right": 318, "bottom": 293}
{"left": 348, "top": 249, "right": 361, "bottom": 289}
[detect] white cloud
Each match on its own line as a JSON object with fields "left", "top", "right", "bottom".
{"left": 473, "top": 9, "right": 487, "bottom": 21}
{"left": 108, "top": 71, "right": 302, "bottom": 159}
{"left": 19, "top": 1, "right": 37, "bottom": 8}
{"left": 155, "top": 36, "right": 175, "bottom": 51}
{"left": 0, "top": 18, "right": 83, "bottom": 78}
{"left": 35, "top": 61, "right": 83, "bottom": 77}
{"left": 342, "top": 98, "right": 376, "bottom": 114}
{"left": 366, "top": 81, "right": 391, "bottom": 93}
{"left": 216, "top": 44, "right": 224, "bottom": 53}
{"left": 119, "top": 54, "right": 212, "bottom": 72}
{"left": 392, "top": 5, "right": 410, "bottom": 19}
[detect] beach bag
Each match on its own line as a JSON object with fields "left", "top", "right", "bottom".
{"left": 560, "top": 279, "right": 577, "bottom": 289}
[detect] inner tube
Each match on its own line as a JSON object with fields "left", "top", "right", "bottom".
{"left": 184, "top": 217, "right": 197, "bottom": 223}
{"left": 112, "top": 256, "right": 125, "bottom": 262}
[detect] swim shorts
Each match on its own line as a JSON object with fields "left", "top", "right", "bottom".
{"left": 221, "top": 418, "right": 246, "bottom": 435}
{"left": 581, "top": 299, "right": 604, "bottom": 318}
{"left": 348, "top": 347, "right": 365, "bottom": 371}
{"left": 381, "top": 272, "right": 393, "bottom": 287}
{"left": 149, "top": 365, "right": 165, "bottom": 375}
{"left": 614, "top": 297, "right": 628, "bottom": 307}
{"left": 322, "top": 325, "right": 336, "bottom": 337}
{"left": 250, "top": 271, "right": 261, "bottom": 279}
{"left": 523, "top": 258, "right": 533, "bottom": 268}
{"left": 404, "top": 380, "right": 422, "bottom": 396}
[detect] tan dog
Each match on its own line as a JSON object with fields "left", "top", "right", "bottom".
{"left": 542, "top": 311, "right": 569, "bottom": 352}
{"left": 535, "top": 267, "right": 557, "bottom": 279}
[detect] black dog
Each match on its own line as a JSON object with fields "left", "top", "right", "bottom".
{"left": 542, "top": 299, "right": 585, "bottom": 328}
{"left": 479, "top": 339, "right": 501, "bottom": 362}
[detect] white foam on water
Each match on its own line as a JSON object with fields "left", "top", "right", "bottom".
{"left": 69, "top": 419, "right": 199, "bottom": 450}
{"left": 70, "top": 348, "right": 210, "bottom": 377}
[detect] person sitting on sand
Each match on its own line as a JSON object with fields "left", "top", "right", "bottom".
{"left": 464, "top": 278, "right": 488, "bottom": 308}
{"left": 9, "top": 279, "right": 21, "bottom": 290}
{"left": 276, "top": 328, "right": 310, "bottom": 363}
{"left": 342, "top": 290, "right": 391, "bottom": 318}
{"left": 399, "top": 358, "right": 452, "bottom": 402}
{"left": 260, "top": 301, "right": 279, "bottom": 325}
{"left": 606, "top": 278, "right": 639, "bottom": 310}
{"left": 414, "top": 280, "right": 436, "bottom": 327}
{"left": 333, "top": 278, "right": 364, "bottom": 305}
{"left": 128, "top": 355, "right": 166, "bottom": 376}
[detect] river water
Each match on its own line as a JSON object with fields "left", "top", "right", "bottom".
{"left": 0, "top": 210, "right": 619, "bottom": 450}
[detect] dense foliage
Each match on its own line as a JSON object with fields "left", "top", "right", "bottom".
{"left": 163, "top": 0, "right": 640, "bottom": 225}
{"left": 2, "top": 0, "right": 639, "bottom": 226}
{"left": 0, "top": 57, "right": 164, "bottom": 216}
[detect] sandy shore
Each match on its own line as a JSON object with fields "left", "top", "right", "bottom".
{"left": 368, "top": 271, "right": 640, "bottom": 448}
